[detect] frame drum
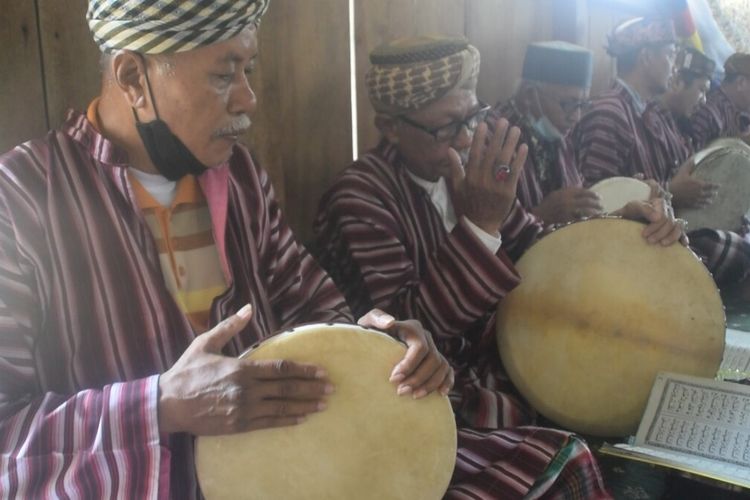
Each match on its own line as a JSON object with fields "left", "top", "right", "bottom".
{"left": 195, "top": 323, "right": 457, "bottom": 500}
{"left": 589, "top": 177, "right": 652, "bottom": 213}
{"left": 678, "top": 138, "right": 750, "bottom": 231}
{"left": 496, "top": 218, "right": 725, "bottom": 437}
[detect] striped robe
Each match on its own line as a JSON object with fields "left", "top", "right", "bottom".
{"left": 0, "top": 111, "right": 350, "bottom": 499}
{"left": 574, "top": 84, "right": 750, "bottom": 286}
{"left": 313, "top": 141, "right": 611, "bottom": 499}
{"left": 490, "top": 102, "right": 582, "bottom": 214}
{"left": 574, "top": 81, "right": 681, "bottom": 186}
{"left": 690, "top": 86, "right": 750, "bottom": 151}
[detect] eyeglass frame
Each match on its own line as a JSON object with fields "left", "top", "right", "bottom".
{"left": 398, "top": 101, "right": 492, "bottom": 143}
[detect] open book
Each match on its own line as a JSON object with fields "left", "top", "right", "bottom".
{"left": 599, "top": 370, "right": 750, "bottom": 489}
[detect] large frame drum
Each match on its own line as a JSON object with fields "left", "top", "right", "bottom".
{"left": 496, "top": 218, "right": 725, "bottom": 437}
{"left": 195, "top": 323, "right": 457, "bottom": 500}
{"left": 678, "top": 138, "right": 750, "bottom": 232}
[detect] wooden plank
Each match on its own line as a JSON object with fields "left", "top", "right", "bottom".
{"left": 37, "top": 0, "right": 101, "bottom": 129}
{"left": 466, "top": 0, "right": 556, "bottom": 107}
{"left": 587, "top": 2, "right": 630, "bottom": 96}
{"left": 0, "top": 0, "right": 47, "bottom": 154}
{"left": 553, "top": 0, "right": 588, "bottom": 44}
{"left": 248, "top": 0, "right": 352, "bottom": 242}
{"left": 354, "top": 0, "right": 466, "bottom": 153}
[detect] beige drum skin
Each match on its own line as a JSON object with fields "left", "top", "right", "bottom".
{"left": 678, "top": 138, "right": 750, "bottom": 232}
{"left": 195, "top": 323, "right": 457, "bottom": 500}
{"left": 497, "top": 218, "right": 725, "bottom": 437}
{"left": 590, "top": 177, "right": 652, "bottom": 214}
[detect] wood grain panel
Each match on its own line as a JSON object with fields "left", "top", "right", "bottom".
{"left": 0, "top": 1, "right": 47, "bottom": 154}
{"left": 37, "top": 0, "right": 101, "bottom": 129}
{"left": 466, "top": 0, "right": 556, "bottom": 107}
{"left": 354, "top": 0, "right": 466, "bottom": 153}
{"left": 248, "top": 0, "right": 352, "bottom": 242}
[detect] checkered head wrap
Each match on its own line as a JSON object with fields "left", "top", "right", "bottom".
{"left": 676, "top": 47, "right": 716, "bottom": 79}
{"left": 606, "top": 17, "right": 677, "bottom": 57}
{"left": 87, "top": 0, "right": 270, "bottom": 54}
{"left": 365, "top": 36, "right": 480, "bottom": 115}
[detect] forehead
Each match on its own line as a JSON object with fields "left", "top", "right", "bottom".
{"left": 172, "top": 27, "right": 258, "bottom": 66}
{"left": 407, "top": 88, "right": 478, "bottom": 123}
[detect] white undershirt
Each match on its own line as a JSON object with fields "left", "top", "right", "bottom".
{"left": 406, "top": 171, "right": 503, "bottom": 253}
{"left": 129, "top": 168, "right": 178, "bottom": 207}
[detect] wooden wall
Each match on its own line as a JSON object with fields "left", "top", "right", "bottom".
{"left": 0, "top": 0, "right": 643, "bottom": 242}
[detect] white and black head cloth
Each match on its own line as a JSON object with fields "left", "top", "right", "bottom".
{"left": 87, "top": 0, "right": 270, "bottom": 55}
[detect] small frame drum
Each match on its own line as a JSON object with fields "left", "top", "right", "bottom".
{"left": 496, "top": 218, "right": 725, "bottom": 437}
{"left": 195, "top": 323, "right": 457, "bottom": 500}
{"left": 589, "top": 177, "right": 652, "bottom": 213}
{"left": 678, "top": 138, "right": 750, "bottom": 231}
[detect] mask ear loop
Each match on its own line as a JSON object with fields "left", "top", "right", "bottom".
{"left": 530, "top": 84, "right": 546, "bottom": 122}
{"left": 131, "top": 53, "right": 161, "bottom": 123}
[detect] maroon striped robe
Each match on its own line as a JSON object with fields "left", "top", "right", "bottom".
{"left": 490, "top": 102, "right": 583, "bottom": 214}
{"left": 0, "top": 111, "right": 350, "bottom": 499}
{"left": 313, "top": 140, "right": 611, "bottom": 499}
{"left": 575, "top": 84, "right": 750, "bottom": 286}
{"left": 690, "top": 86, "right": 750, "bottom": 151}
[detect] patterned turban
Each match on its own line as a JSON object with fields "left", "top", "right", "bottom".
{"left": 725, "top": 53, "right": 750, "bottom": 78}
{"left": 606, "top": 17, "right": 677, "bottom": 57}
{"left": 675, "top": 47, "right": 716, "bottom": 80}
{"left": 365, "top": 36, "right": 480, "bottom": 115}
{"left": 87, "top": 0, "right": 270, "bottom": 54}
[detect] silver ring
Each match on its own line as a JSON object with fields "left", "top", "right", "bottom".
{"left": 675, "top": 218, "right": 688, "bottom": 230}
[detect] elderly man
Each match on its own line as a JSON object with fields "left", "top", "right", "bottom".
{"left": 490, "top": 41, "right": 602, "bottom": 224}
{"left": 574, "top": 17, "right": 679, "bottom": 186}
{"left": 690, "top": 52, "right": 750, "bottom": 149}
{"left": 0, "top": 1, "right": 458, "bottom": 498}
{"left": 314, "top": 35, "right": 687, "bottom": 500}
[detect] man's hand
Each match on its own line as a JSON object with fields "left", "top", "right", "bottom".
{"left": 158, "top": 305, "right": 331, "bottom": 436}
{"left": 669, "top": 158, "right": 719, "bottom": 209}
{"left": 531, "top": 187, "right": 602, "bottom": 223}
{"left": 447, "top": 118, "right": 528, "bottom": 235}
{"left": 358, "top": 309, "right": 453, "bottom": 399}
{"left": 614, "top": 198, "right": 689, "bottom": 247}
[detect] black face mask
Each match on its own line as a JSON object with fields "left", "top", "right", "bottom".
{"left": 133, "top": 60, "right": 208, "bottom": 181}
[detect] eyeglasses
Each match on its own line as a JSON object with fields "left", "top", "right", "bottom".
{"left": 558, "top": 98, "right": 591, "bottom": 115}
{"left": 399, "top": 102, "right": 492, "bottom": 143}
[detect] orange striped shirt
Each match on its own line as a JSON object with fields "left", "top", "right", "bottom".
{"left": 87, "top": 99, "right": 227, "bottom": 331}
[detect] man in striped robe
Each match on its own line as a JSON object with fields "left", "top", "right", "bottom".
{"left": 690, "top": 53, "right": 750, "bottom": 150}
{"left": 574, "top": 18, "right": 750, "bottom": 289}
{"left": 0, "top": 1, "right": 455, "bottom": 498}
{"left": 314, "top": 35, "right": 686, "bottom": 500}
{"left": 490, "top": 41, "right": 602, "bottom": 225}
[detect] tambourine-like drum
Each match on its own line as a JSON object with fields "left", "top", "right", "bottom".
{"left": 678, "top": 138, "right": 750, "bottom": 231}
{"left": 496, "top": 218, "right": 725, "bottom": 437}
{"left": 589, "top": 177, "right": 652, "bottom": 213}
{"left": 195, "top": 323, "right": 457, "bottom": 500}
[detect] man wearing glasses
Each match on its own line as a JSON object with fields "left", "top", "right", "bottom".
{"left": 490, "top": 41, "right": 602, "bottom": 224}
{"left": 313, "top": 35, "right": 684, "bottom": 499}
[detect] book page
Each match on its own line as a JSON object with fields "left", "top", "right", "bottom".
{"left": 719, "top": 328, "right": 750, "bottom": 381}
{"left": 602, "top": 372, "right": 750, "bottom": 489}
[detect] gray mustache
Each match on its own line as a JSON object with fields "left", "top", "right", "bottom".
{"left": 214, "top": 115, "right": 252, "bottom": 137}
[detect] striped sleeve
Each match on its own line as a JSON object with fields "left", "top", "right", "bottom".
{"left": 574, "top": 103, "right": 634, "bottom": 187}
{"left": 256, "top": 169, "right": 352, "bottom": 327}
{"left": 689, "top": 104, "right": 720, "bottom": 151}
{"left": 314, "top": 170, "right": 522, "bottom": 338}
{"left": 0, "top": 188, "right": 165, "bottom": 499}
{"left": 500, "top": 200, "right": 543, "bottom": 262}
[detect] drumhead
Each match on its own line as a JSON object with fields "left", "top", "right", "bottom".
{"left": 195, "top": 323, "right": 457, "bottom": 500}
{"left": 678, "top": 138, "right": 750, "bottom": 231}
{"left": 496, "top": 218, "right": 725, "bottom": 437}
{"left": 589, "top": 177, "right": 652, "bottom": 213}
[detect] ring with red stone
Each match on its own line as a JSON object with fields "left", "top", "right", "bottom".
{"left": 493, "top": 164, "right": 511, "bottom": 181}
